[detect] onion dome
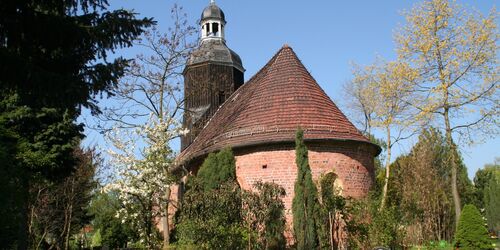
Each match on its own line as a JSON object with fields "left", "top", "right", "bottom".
{"left": 201, "top": 1, "right": 226, "bottom": 23}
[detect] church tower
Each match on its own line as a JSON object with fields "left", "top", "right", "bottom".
{"left": 181, "top": 0, "right": 244, "bottom": 150}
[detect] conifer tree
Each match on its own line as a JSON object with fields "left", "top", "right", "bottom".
{"left": 292, "top": 128, "right": 319, "bottom": 249}
{"left": 196, "top": 147, "right": 237, "bottom": 191}
{"left": 454, "top": 204, "right": 492, "bottom": 250}
{"left": 484, "top": 170, "right": 500, "bottom": 235}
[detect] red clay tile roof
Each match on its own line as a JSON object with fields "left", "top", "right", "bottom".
{"left": 179, "top": 45, "right": 375, "bottom": 163}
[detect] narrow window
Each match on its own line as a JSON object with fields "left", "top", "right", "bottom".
{"left": 212, "top": 23, "right": 219, "bottom": 36}
{"left": 218, "top": 91, "right": 225, "bottom": 105}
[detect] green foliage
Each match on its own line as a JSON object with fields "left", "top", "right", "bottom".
{"left": 484, "top": 170, "right": 500, "bottom": 234}
{"left": 242, "top": 181, "right": 287, "bottom": 250}
{"left": 368, "top": 206, "right": 405, "bottom": 249}
{"left": 454, "top": 204, "right": 492, "bottom": 250}
{"left": 0, "top": 0, "right": 152, "bottom": 247}
{"left": 176, "top": 148, "right": 246, "bottom": 249}
{"left": 27, "top": 147, "right": 98, "bottom": 249}
{"left": 386, "top": 128, "right": 475, "bottom": 244}
{"left": 89, "top": 191, "right": 136, "bottom": 248}
{"left": 474, "top": 166, "right": 497, "bottom": 210}
{"left": 0, "top": 119, "right": 22, "bottom": 248}
{"left": 196, "top": 147, "right": 236, "bottom": 191}
{"left": 317, "top": 172, "right": 345, "bottom": 249}
{"left": 292, "top": 128, "right": 319, "bottom": 249}
{"left": 176, "top": 181, "right": 245, "bottom": 249}
{"left": 0, "top": 0, "right": 153, "bottom": 113}
{"left": 177, "top": 148, "right": 287, "bottom": 249}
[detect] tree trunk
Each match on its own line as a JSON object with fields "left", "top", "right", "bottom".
{"left": 444, "top": 108, "right": 461, "bottom": 226}
{"left": 162, "top": 186, "right": 171, "bottom": 250}
{"left": 329, "top": 212, "right": 334, "bottom": 250}
{"left": 380, "top": 127, "right": 391, "bottom": 210}
{"left": 64, "top": 179, "right": 75, "bottom": 250}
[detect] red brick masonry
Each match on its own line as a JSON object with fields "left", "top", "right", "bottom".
{"left": 235, "top": 141, "right": 375, "bottom": 224}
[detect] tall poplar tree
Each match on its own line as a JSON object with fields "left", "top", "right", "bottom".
{"left": 395, "top": 0, "right": 499, "bottom": 224}
{"left": 292, "top": 128, "right": 319, "bottom": 249}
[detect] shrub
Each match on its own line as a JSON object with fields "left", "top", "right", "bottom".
{"left": 454, "top": 204, "right": 492, "bottom": 250}
{"left": 292, "top": 128, "right": 319, "bottom": 249}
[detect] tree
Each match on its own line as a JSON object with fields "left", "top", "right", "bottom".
{"left": 97, "top": 5, "right": 195, "bottom": 248}
{"left": 348, "top": 59, "right": 420, "bottom": 210}
{"left": 93, "top": 4, "right": 196, "bottom": 133}
{"left": 175, "top": 148, "right": 246, "bottom": 249}
{"left": 0, "top": 0, "right": 153, "bottom": 113}
{"left": 0, "top": 92, "right": 84, "bottom": 249}
{"left": 242, "top": 181, "right": 287, "bottom": 250}
{"left": 454, "top": 204, "right": 492, "bottom": 250}
{"left": 0, "top": 1, "right": 152, "bottom": 248}
{"left": 317, "top": 172, "right": 346, "bottom": 250}
{"left": 292, "top": 128, "right": 319, "bottom": 249}
{"left": 343, "top": 64, "right": 377, "bottom": 135}
{"left": 483, "top": 167, "right": 500, "bottom": 235}
{"left": 390, "top": 128, "right": 476, "bottom": 244}
{"left": 395, "top": 0, "right": 499, "bottom": 224}
{"left": 106, "top": 114, "right": 185, "bottom": 249}
{"left": 197, "top": 148, "right": 237, "bottom": 191}
{"left": 89, "top": 191, "right": 137, "bottom": 248}
{"left": 474, "top": 160, "right": 500, "bottom": 210}
{"left": 28, "top": 147, "right": 98, "bottom": 250}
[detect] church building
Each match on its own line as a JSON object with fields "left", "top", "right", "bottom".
{"left": 177, "top": 0, "right": 380, "bottom": 223}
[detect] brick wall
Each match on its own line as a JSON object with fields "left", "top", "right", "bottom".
{"left": 168, "top": 140, "right": 376, "bottom": 240}
{"left": 235, "top": 141, "right": 375, "bottom": 224}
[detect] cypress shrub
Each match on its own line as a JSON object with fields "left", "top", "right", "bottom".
{"left": 454, "top": 204, "right": 492, "bottom": 250}
{"left": 196, "top": 147, "right": 236, "bottom": 191}
{"left": 292, "top": 128, "right": 319, "bottom": 249}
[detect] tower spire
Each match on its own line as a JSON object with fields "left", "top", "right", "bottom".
{"left": 200, "top": 0, "right": 225, "bottom": 41}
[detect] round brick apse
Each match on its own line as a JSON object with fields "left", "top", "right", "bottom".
{"left": 234, "top": 141, "right": 376, "bottom": 222}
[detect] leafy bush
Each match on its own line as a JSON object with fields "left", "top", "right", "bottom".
{"left": 175, "top": 148, "right": 247, "bottom": 249}
{"left": 242, "top": 181, "right": 287, "bottom": 249}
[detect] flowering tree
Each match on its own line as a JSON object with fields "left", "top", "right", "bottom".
{"left": 396, "top": 0, "right": 499, "bottom": 223}
{"left": 106, "top": 115, "right": 186, "bottom": 248}
{"left": 346, "top": 59, "right": 423, "bottom": 210}
{"left": 98, "top": 4, "right": 196, "bottom": 248}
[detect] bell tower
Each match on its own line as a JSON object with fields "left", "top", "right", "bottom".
{"left": 181, "top": 0, "right": 245, "bottom": 151}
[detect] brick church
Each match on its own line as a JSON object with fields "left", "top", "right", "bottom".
{"left": 176, "top": 1, "right": 380, "bottom": 222}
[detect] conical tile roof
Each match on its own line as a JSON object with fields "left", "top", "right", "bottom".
{"left": 179, "top": 45, "right": 376, "bottom": 162}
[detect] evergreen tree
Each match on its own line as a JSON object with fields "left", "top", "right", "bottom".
{"left": 176, "top": 148, "right": 245, "bottom": 249}
{"left": 389, "top": 128, "right": 477, "bottom": 243}
{"left": 0, "top": 1, "right": 152, "bottom": 247}
{"left": 292, "top": 128, "right": 319, "bottom": 249}
{"left": 454, "top": 204, "right": 492, "bottom": 250}
{"left": 484, "top": 170, "right": 500, "bottom": 235}
{"left": 196, "top": 147, "right": 236, "bottom": 191}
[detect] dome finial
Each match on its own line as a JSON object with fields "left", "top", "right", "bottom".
{"left": 210, "top": 0, "right": 215, "bottom": 4}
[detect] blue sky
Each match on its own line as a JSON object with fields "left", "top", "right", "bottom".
{"left": 83, "top": 0, "right": 498, "bottom": 179}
